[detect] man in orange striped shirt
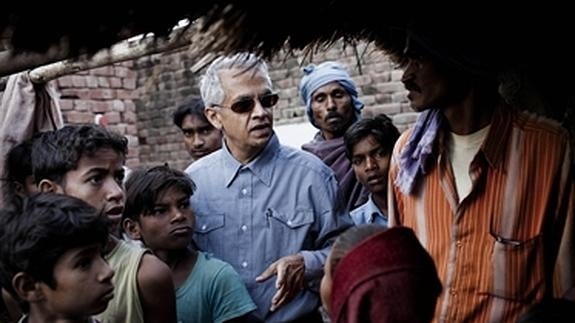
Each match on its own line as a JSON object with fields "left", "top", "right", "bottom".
{"left": 387, "top": 25, "right": 574, "bottom": 322}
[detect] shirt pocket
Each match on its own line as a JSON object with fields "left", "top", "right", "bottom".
{"left": 483, "top": 232, "right": 544, "bottom": 302}
{"left": 193, "top": 213, "right": 225, "bottom": 256}
{"left": 264, "top": 208, "right": 315, "bottom": 264}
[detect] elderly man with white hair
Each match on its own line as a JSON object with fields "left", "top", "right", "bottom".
{"left": 186, "top": 53, "right": 352, "bottom": 323}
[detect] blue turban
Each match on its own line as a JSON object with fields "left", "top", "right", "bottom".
{"left": 299, "top": 61, "right": 364, "bottom": 129}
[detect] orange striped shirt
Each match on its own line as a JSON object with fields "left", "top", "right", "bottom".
{"left": 388, "top": 105, "right": 574, "bottom": 322}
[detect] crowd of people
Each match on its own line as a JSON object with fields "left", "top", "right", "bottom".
{"left": 0, "top": 24, "right": 573, "bottom": 323}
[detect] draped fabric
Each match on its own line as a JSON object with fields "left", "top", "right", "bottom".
{"left": 0, "top": 72, "right": 63, "bottom": 206}
{"left": 302, "top": 134, "right": 367, "bottom": 212}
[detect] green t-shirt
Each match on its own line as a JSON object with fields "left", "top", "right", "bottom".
{"left": 176, "top": 251, "right": 256, "bottom": 323}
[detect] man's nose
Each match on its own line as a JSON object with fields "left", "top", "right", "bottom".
{"left": 192, "top": 135, "right": 204, "bottom": 147}
{"left": 326, "top": 96, "right": 337, "bottom": 111}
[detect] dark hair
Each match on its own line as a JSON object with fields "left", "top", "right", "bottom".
{"left": 2, "top": 139, "right": 33, "bottom": 206}
{"left": 172, "top": 96, "right": 208, "bottom": 129}
{"left": 0, "top": 193, "right": 109, "bottom": 299}
{"left": 31, "top": 124, "right": 128, "bottom": 184}
{"left": 123, "top": 165, "right": 196, "bottom": 221}
{"left": 328, "top": 224, "right": 386, "bottom": 276}
{"left": 344, "top": 114, "right": 400, "bottom": 160}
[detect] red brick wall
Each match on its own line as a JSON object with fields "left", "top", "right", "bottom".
{"left": 56, "top": 62, "right": 140, "bottom": 168}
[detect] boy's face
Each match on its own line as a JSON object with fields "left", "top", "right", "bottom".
{"left": 56, "top": 148, "right": 125, "bottom": 235}
{"left": 180, "top": 114, "right": 222, "bottom": 162}
{"left": 350, "top": 135, "right": 391, "bottom": 196}
{"left": 38, "top": 244, "right": 114, "bottom": 318}
{"left": 132, "top": 187, "right": 195, "bottom": 251}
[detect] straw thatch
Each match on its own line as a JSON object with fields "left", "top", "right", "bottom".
{"left": 1, "top": 3, "right": 574, "bottom": 135}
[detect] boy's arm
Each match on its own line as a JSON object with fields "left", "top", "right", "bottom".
{"left": 137, "top": 253, "right": 177, "bottom": 323}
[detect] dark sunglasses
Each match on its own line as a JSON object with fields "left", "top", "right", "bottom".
{"left": 220, "top": 92, "right": 279, "bottom": 113}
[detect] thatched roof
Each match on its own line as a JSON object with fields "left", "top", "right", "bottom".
{"left": 1, "top": 3, "right": 574, "bottom": 123}
{"left": 1, "top": 4, "right": 573, "bottom": 73}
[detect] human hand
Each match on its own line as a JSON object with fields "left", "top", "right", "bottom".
{"left": 255, "top": 254, "right": 305, "bottom": 311}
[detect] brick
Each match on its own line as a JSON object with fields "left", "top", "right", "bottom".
{"left": 391, "top": 91, "right": 408, "bottom": 103}
{"left": 90, "top": 66, "right": 114, "bottom": 76}
{"left": 109, "top": 124, "right": 127, "bottom": 135}
{"left": 124, "top": 100, "right": 136, "bottom": 112}
{"left": 89, "top": 89, "right": 115, "bottom": 100}
{"left": 362, "top": 95, "right": 376, "bottom": 106}
{"left": 116, "top": 90, "right": 136, "bottom": 100}
{"left": 375, "top": 82, "right": 406, "bottom": 94}
{"left": 106, "top": 112, "right": 121, "bottom": 124}
{"left": 85, "top": 76, "right": 99, "bottom": 88}
{"left": 57, "top": 76, "right": 74, "bottom": 88}
{"left": 73, "top": 99, "right": 93, "bottom": 112}
{"left": 353, "top": 75, "right": 372, "bottom": 87}
{"left": 393, "top": 112, "right": 420, "bottom": 125}
{"left": 370, "top": 103, "right": 402, "bottom": 116}
{"left": 97, "top": 77, "right": 110, "bottom": 88}
{"left": 123, "top": 77, "right": 136, "bottom": 90}
{"left": 371, "top": 72, "right": 391, "bottom": 83}
{"left": 65, "top": 111, "right": 93, "bottom": 124}
{"left": 107, "top": 99, "right": 124, "bottom": 112}
{"left": 59, "top": 88, "right": 89, "bottom": 99}
{"left": 59, "top": 99, "right": 74, "bottom": 111}
{"left": 109, "top": 77, "right": 123, "bottom": 88}
{"left": 122, "top": 111, "right": 137, "bottom": 123}
{"left": 92, "top": 101, "right": 112, "bottom": 113}
{"left": 126, "top": 124, "right": 138, "bottom": 135}
{"left": 114, "top": 66, "right": 131, "bottom": 78}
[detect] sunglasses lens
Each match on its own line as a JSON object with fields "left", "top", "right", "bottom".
{"left": 230, "top": 99, "right": 255, "bottom": 113}
{"left": 260, "top": 93, "right": 279, "bottom": 108}
{"left": 228, "top": 93, "right": 278, "bottom": 113}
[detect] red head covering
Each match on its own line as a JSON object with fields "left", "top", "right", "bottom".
{"left": 330, "top": 226, "right": 441, "bottom": 323}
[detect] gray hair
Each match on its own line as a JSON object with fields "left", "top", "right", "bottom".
{"left": 200, "top": 53, "right": 273, "bottom": 107}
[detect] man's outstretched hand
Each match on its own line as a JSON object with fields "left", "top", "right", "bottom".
{"left": 256, "top": 254, "right": 305, "bottom": 312}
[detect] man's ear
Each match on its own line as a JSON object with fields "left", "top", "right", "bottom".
{"left": 37, "top": 179, "right": 62, "bottom": 193}
{"left": 123, "top": 218, "right": 142, "bottom": 240}
{"left": 204, "top": 107, "right": 223, "bottom": 130}
{"left": 12, "top": 273, "right": 44, "bottom": 303}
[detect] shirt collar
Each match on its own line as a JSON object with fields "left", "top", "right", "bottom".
{"left": 364, "top": 195, "right": 385, "bottom": 223}
{"left": 221, "top": 133, "right": 279, "bottom": 187}
{"left": 479, "top": 100, "right": 514, "bottom": 169}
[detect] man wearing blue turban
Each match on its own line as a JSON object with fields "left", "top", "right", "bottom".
{"left": 299, "top": 61, "right": 368, "bottom": 212}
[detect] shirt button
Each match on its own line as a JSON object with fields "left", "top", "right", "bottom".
{"left": 241, "top": 188, "right": 248, "bottom": 195}
{"left": 287, "top": 220, "right": 292, "bottom": 226}
{"left": 241, "top": 225, "right": 247, "bottom": 231}
{"left": 241, "top": 261, "right": 248, "bottom": 268}
{"left": 201, "top": 224, "right": 207, "bottom": 230}
{"left": 450, "top": 289, "right": 457, "bottom": 296}
{"left": 456, "top": 240, "right": 462, "bottom": 247}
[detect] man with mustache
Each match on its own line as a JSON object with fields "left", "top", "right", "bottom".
{"left": 299, "top": 61, "right": 368, "bottom": 212}
{"left": 185, "top": 53, "right": 352, "bottom": 322}
{"left": 388, "top": 24, "right": 574, "bottom": 322}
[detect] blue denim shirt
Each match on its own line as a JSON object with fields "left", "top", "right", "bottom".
{"left": 349, "top": 195, "right": 388, "bottom": 227}
{"left": 185, "top": 134, "right": 351, "bottom": 322}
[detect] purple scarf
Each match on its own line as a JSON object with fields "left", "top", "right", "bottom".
{"left": 395, "top": 109, "right": 442, "bottom": 194}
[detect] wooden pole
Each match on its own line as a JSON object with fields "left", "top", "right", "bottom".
{"left": 1, "top": 18, "right": 225, "bottom": 83}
